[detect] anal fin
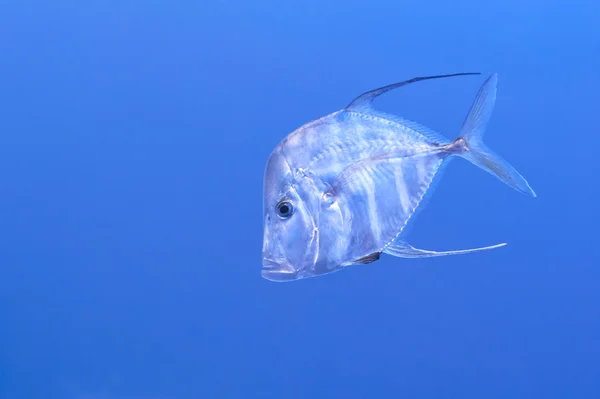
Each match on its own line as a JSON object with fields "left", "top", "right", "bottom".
{"left": 383, "top": 240, "right": 506, "bottom": 258}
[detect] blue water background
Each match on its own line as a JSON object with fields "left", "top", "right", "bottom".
{"left": 1, "top": 1, "right": 599, "bottom": 398}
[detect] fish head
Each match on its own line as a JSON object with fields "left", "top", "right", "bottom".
{"left": 261, "top": 150, "right": 320, "bottom": 282}
{"left": 261, "top": 149, "right": 346, "bottom": 282}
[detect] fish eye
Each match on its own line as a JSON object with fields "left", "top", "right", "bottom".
{"left": 276, "top": 200, "right": 294, "bottom": 218}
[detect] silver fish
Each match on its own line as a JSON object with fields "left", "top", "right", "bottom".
{"left": 261, "top": 72, "right": 535, "bottom": 282}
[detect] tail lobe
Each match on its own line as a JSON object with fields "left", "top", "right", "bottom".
{"left": 453, "top": 73, "right": 536, "bottom": 197}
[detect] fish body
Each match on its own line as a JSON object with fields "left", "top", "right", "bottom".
{"left": 261, "top": 73, "right": 535, "bottom": 282}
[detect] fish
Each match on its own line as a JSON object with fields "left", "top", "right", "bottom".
{"left": 261, "top": 72, "right": 535, "bottom": 282}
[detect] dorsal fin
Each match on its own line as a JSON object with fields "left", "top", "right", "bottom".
{"left": 345, "top": 72, "right": 481, "bottom": 111}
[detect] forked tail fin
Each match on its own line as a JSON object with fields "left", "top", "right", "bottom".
{"left": 452, "top": 73, "right": 536, "bottom": 197}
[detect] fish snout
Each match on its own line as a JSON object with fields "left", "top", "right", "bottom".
{"left": 261, "top": 257, "right": 299, "bottom": 282}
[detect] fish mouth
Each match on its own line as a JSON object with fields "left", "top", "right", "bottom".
{"left": 261, "top": 258, "right": 298, "bottom": 282}
{"left": 261, "top": 258, "right": 280, "bottom": 269}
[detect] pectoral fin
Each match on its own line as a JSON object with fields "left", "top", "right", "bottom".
{"left": 383, "top": 240, "right": 506, "bottom": 258}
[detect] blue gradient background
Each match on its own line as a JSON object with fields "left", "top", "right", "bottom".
{"left": 1, "top": 1, "right": 599, "bottom": 398}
